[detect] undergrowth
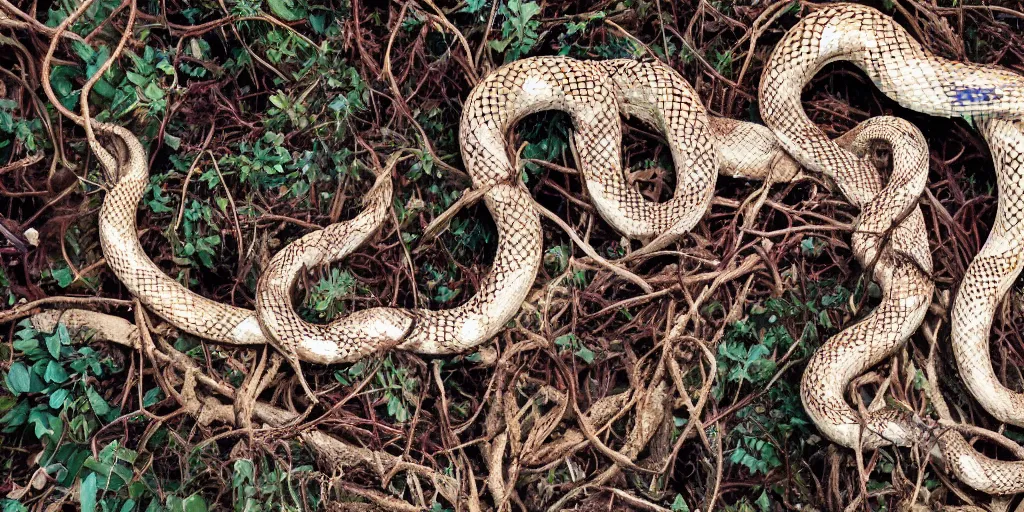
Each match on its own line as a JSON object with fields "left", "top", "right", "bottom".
{"left": 1, "top": 0, "right": 1021, "bottom": 510}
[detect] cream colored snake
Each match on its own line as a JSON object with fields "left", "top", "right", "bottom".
{"left": 78, "top": 56, "right": 798, "bottom": 371}
{"left": 761, "top": 2, "right": 1024, "bottom": 495}
{"left": 40, "top": 0, "right": 1024, "bottom": 497}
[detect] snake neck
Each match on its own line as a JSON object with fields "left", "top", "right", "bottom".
{"left": 791, "top": 3, "right": 1024, "bottom": 119}
{"left": 96, "top": 124, "right": 268, "bottom": 346}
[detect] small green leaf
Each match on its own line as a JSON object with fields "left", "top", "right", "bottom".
{"left": 28, "top": 407, "right": 54, "bottom": 438}
{"left": 554, "top": 333, "right": 576, "bottom": 348}
{"left": 164, "top": 132, "right": 181, "bottom": 150}
{"left": 461, "top": 0, "right": 487, "bottom": 13}
{"left": 142, "top": 387, "right": 164, "bottom": 407}
{"left": 269, "top": 92, "right": 289, "bottom": 110}
{"left": 574, "top": 346, "right": 595, "bottom": 364}
{"left": 56, "top": 323, "right": 70, "bottom": 346}
{"left": 46, "top": 332, "right": 62, "bottom": 359}
{"left": 51, "top": 265, "right": 75, "bottom": 288}
{"left": 49, "top": 388, "right": 71, "bottom": 409}
{"left": 143, "top": 82, "right": 164, "bottom": 101}
{"left": 488, "top": 38, "right": 512, "bottom": 53}
{"left": 86, "top": 387, "right": 111, "bottom": 416}
{"left": 156, "top": 59, "right": 175, "bottom": 75}
{"left": 267, "top": 0, "right": 304, "bottom": 21}
{"left": 6, "top": 362, "right": 31, "bottom": 394}
{"left": 308, "top": 13, "right": 327, "bottom": 34}
{"left": 13, "top": 337, "right": 39, "bottom": 352}
{"left": 182, "top": 494, "right": 208, "bottom": 512}
{"left": 670, "top": 494, "right": 690, "bottom": 512}
{"left": 755, "top": 489, "right": 771, "bottom": 512}
{"left": 125, "top": 71, "right": 149, "bottom": 86}
{"left": 80, "top": 472, "right": 98, "bottom": 512}
{"left": 44, "top": 361, "right": 69, "bottom": 384}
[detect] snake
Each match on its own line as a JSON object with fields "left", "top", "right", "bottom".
{"left": 70, "top": 54, "right": 796, "bottom": 370}
{"left": 39, "top": 0, "right": 1024, "bottom": 496}
{"left": 254, "top": 57, "right": 803, "bottom": 367}
{"left": 760, "top": 2, "right": 1024, "bottom": 495}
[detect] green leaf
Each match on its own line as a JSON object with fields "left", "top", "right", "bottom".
{"left": 143, "top": 82, "right": 164, "bottom": 101}
{"left": 267, "top": 0, "right": 304, "bottom": 21}
{"left": 80, "top": 472, "right": 98, "bottom": 512}
{"left": 125, "top": 71, "right": 149, "bottom": 86}
{"left": 0, "top": 400, "right": 30, "bottom": 428}
{"left": 92, "top": 78, "right": 116, "bottom": 99}
{"left": 182, "top": 494, "right": 208, "bottom": 512}
{"left": 156, "top": 59, "right": 175, "bottom": 75}
{"left": 670, "top": 494, "right": 690, "bottom": 512}
{"left": 0, "top": 395, "right": 15, "bottom": 415}
{"left": 86, "top": 387, "right": 111, "bottom": 416}
{"left": 574, "top": 346, "right": 595, "bottom": 364}
{"left": 755, "top": 489, "right": 771, "bottom": 511}
{"left": 2, "top": 498, "right": 30, "bottom": 511}
{"left": 142, "top": 387, "right": 164, "bottom": 407}
{"left": 269, "top": 92, "right": 289, "bottom": 110}
{"left": 164, "top": 132, "right": 181, "bottom": 150}
{"left": 461, "top": 0, "right": 488, "bottom": 13}
{"left": 49, "top": 388, "right": 71, "bottom": 409}
{"left": 27, "top": 407, "right": 53, "bottom": 438}
{"left": 308, "top": 13, "right": 327, "bottom": 34}
{"left": 51, "top": 265, "right": 75, "bottom": 288}
{"left": 46, "top": 332, "right": 62, "bottom": 359}
{"left": 44, "top": 361, "right": 69, "bottom": 384}
{"left": 488, "top": 38, "right": 512, "bottom": 53}
{"left": 56, "top": 323, "right": 71, "bottom": 346}
{"left": 13, "top": 337, "right": 39, "bottom": 352}
{"left": 6, "top": 362, "right": 31, "bottom": 394}
{"left": 554, "top": 333, "right": 576, "bottom": 348}
{"left": 71, "top": 41, "right": 96, "bottom": 63}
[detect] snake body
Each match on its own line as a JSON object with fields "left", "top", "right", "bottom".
{"left": 93, "top": 57, "right": 795, "bottom": 366}
{"left": 796, "top": 116, "right": 934, "bottom": 451}
{"left": 57, "top": 1, "right": 1024, "bottom": 497}
{"left": 761, "top": 2, "right": 1024, "bottom": 494}
{"left": 254, "top": 58, "right": 800, "bottom": 364}
{"left": 761, "top": 3, "right": 1024, "bottom": 429}
{"left": 94, "top": 122, "right": 269, "bottom": 347}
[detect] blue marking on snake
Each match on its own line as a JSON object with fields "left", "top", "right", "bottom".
{"left": 953, "top": 86, "right": 1000, "bottom": 105}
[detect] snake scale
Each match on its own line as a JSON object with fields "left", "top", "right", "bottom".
{"left": 37, "top": 0, "right": 1024, "bottom": 499}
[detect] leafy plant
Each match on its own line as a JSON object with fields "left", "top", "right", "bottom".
{"left": 303, "top": 267, "right": 359, "bottom": 321}
{"left": 713, "top": 279, "right": 856, "bottom": 507}
{"left": 0, "top": 99, "right": 45, "bottom": 154}
{"left": 173, "top": 199, "right": 222, "bottom": 270}
{"left": 554, "top": 333, "right": 595, "bottom": 364}
{"left": 490, "top": 0, "right": 542, "bottom": 61}
{"left": 0, "top": 322, "right": 154, "bottom": 510}
{"left": 335, "top": 357, "right": 419, "bottom": 422}
{"left": 2, "top": 321, "right": 119, "bottom": 442}
{"left": 518, "top": 111, "right": 571, "bottom": 182}
{"left": 420, "top": 262, "right": 462, "bottom": 305}
{"left": 231, "top": 458, "right": 319, "bottom": 511}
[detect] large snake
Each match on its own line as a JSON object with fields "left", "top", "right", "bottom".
{"left": 761, "top": 2, "right": 1024, "bottom": 495}
{"left": 254, "top": 58, "right": 803, "bottom": 367}
{"left": 42, "top": 0, "right": 1024, "bottom": 497}
{"left": 85, "top": 56, "right": 798, "bottom": 369}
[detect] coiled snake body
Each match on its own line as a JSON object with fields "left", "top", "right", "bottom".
{"left": 63, "top": 2, "right": 1024, "bottom": 498}
{"left": 96, "top": 57, "right": 798, "bottom": 369}
{"left": 762, "top": 2, "right": 1024, "bottom": 495}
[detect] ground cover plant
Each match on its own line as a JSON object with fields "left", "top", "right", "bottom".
{"left": 1, "top": 0, "right": 1024, "bottom": 510}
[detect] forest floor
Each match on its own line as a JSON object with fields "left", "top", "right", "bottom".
{"left": 1, "top": 0, "right": 1024, "bottom": 510}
